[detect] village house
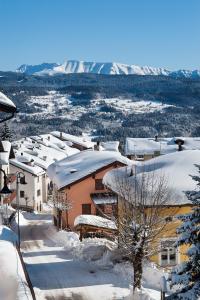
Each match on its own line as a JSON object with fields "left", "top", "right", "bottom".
{"left": 10, "top": 133, "right": 79, "bottom": 210}
{"left": 47, "top": 150, "right": 131, "bottom": 229}
{"left": 103, "top": 150, "right": 200, "bottom": 267}
{"left": 10, "top": 154, "right": 46, "bottom": 211}
{"left": 125, "top": 136, "right": 200, "bottom": 161}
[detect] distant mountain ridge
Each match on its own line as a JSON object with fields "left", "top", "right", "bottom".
{"left": 16, "top": 60, "right": 200, "bottom": 78}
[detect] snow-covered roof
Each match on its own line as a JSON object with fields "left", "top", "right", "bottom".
{"left": 100, "top": 141, "right": 119, "bottom": 152}
{"left": 12, "top": 134, "right": 78, "bottom": 170}
{"left": 125, "top": 137, "right": 200, "bottom": 156}
{"left": 51, "top": 131, "right": 95, "bottom": 149}
{"left": 10, "top": 156, "right": 45, "bottom": 176}
{"left": 31, "top": 134, "right": 79, "bottom": 156}
{"left": 74, "top": 215, "right": 117, "bottom": 230}
{"left": 0, "top": 91, "right": 16, "bottom": 113}
{"left": 104, "top": 150, "right": 200, "bottom": 205}
{"left": 47, "top": 150, "right": 132, "bottom": 189}
{"left": 0, "top": 141, "right": 11, "bottom": 165}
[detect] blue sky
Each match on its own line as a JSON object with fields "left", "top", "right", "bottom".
{"left": 0, "top": 0, "right": 199, "bottom": 71}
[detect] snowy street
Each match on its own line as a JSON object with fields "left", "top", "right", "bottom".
{"left": 19, "top": 213, "right": 130, "bottom": 300}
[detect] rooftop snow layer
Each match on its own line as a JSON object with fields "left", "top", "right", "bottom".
{"left": 100, "top": 141, "right": 119, "bottom": 152}
{"left": 125, "top": 137, "right": 200, "bottom": 156}
{"left": 0, "top": 91, "right": 16, "bottom": 112}
{"left": 103, "top": 150, "right": 200, "bottom": 205}
{"left": 47, "top": 150, "right": 132, "bottom": 189}
{"left": 10, "top": 156, "right": 45, "bottom": 176}
{"left": 51, "top": 131, "right": 95, "bottom": 149}
{"left": 12, "top": 134, "right": 77, "bottom": 170}
{"left": 74, "top": 214, "right": 117, "bottom": 230}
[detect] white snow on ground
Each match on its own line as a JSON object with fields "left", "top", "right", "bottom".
{"left": 14, "top": 212, "right": 167, "bottom": 300}
{"left": 0, "top": 226, "right": 32, "bottom": 300}
{"left": 18, "top": 91, "right": 172, "bottom": 124}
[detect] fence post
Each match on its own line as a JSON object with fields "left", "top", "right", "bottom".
{"left": 160, "top": 276, "right": 167, "bottom": 300}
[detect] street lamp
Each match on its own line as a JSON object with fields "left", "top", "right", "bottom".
{"left": 16, "top": 172, "right": 27, "bottom": 248}
{"left": 0, "top": 168, "right": 12, "bottom": 225}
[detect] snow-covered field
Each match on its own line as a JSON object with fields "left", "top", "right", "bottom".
{"left": 19, "top": 91, "right": 172, "bottom": 121}
{"left": 92, "top": 98, "right": 172, "bottom": 114}
{"left": 12, "top": 212, "right": 168, "bottom": 300}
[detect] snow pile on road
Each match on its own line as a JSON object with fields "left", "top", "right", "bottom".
{"left": 11, "top": 211, "right": 28, "bottom": 232}
{"left": 45, "top": 224, "right": 115, "bottom": 261}
{"left": 45, "top": 224, "right": 80, "bottom": 249}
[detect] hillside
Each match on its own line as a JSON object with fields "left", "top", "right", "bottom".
{"left": 0, "top": 72, "right": 200, "bottom": 143}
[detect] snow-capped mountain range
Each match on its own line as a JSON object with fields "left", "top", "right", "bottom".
{"left": 17, "top": 60, "right": 200, "bottom": 78}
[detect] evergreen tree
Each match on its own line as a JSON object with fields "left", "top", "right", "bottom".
{"left": 169, "top": 165, "right": 200, "bottom": 299}
{"left": 1, "top": 122, "right": 13, "bottom": 141}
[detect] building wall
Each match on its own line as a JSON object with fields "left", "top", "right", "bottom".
{"left": 55, "top": 163, "right": 123, "bottom": 229}
{"left": 117, "top": 198, "right": 192, "bottom": 266}
{"left": 150, "top": 206, "right": 192, "bottom": 265}
{"left": 10, "top": 165, "right": 44, "bottom": 211}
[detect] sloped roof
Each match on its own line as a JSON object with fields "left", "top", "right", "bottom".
{"left": 51, "top": 131, "right": 95, "bottom": 149}
{"left": 47, "top": 150, "right": 132, "bottom": 189}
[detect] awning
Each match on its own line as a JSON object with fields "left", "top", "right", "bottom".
{"left": 91, "top": 192, "right": 117, "bottom": 205}
{"left": 0, "top": 91, "right": 16, "bottom": 113}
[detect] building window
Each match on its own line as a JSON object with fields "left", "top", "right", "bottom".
{"left": 160, "top": 240, "right": 177, "bottom": 266}
{"left": 82, "top": 204, "right": 91, "bottom": 214}
{"left": 37, "top": 177, "right": 39, "bottom": 183}
{"left": 37, "top": 189, "right": 41, "bottom": 197}
{"left": 95, "top": 179, "right": 104, "bottom": 190}
{"left": 20, "top": 191, "right": 25, "bottom": 198}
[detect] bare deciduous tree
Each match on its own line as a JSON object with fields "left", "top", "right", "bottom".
{"left": 107, "top": 165, "right": 176, "bottom": 292}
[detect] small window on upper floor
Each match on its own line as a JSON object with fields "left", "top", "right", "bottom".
{"left": 82, "top": 204, "right": 91, "bottom": 214}
{"left": 20, "top": 191, "right": 25, "bottom": 198}
{"left": 95, "top": 179, "right": 104, "bottom": 190}
{"left": 37, "top": 189, "right": 41, "bottom": 197}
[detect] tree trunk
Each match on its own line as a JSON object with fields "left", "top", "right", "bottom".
{"left": 133, "top": 251, "right": 143, "bottom": 291}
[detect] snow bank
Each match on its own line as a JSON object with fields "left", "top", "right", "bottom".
{"left": 11, "top": 211, "right": 28, "bottom": 232}
{"left": 44, "top": 224, "right": 80, "bottom": 249}
{"left": 0, "top": 241, "right": 32, "bottom": 300}
{"left": 0, "top": 225, "right": 17, "bottom": 244}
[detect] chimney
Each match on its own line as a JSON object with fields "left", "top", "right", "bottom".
{"left": 43, "top": 156, "right": 47, "bottom": 161}
{"left": 47, "top": 136, "right": 50, "bottom": 141}
{"left": 155, "top": 135, "right": 158, "bottom": 142}
{"left": 60, "top": 132, "right": 63, "bottom": 140}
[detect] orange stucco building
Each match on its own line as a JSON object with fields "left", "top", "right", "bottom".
{"left": 48, "top": 150, "right": 131, "bottom": 229}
